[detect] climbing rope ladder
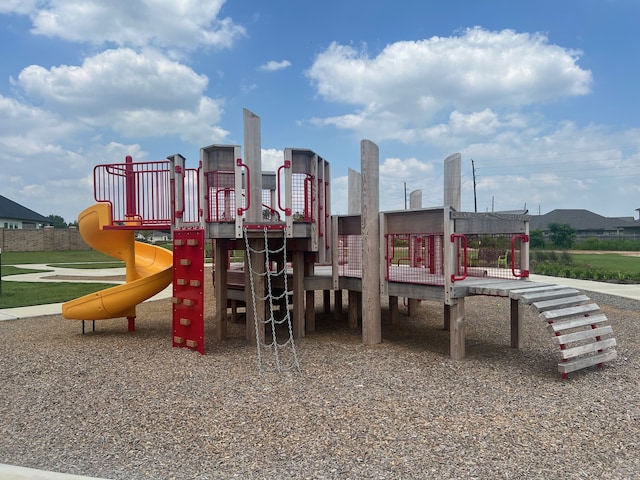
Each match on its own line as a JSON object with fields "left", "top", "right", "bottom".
{"left": 243, "top": 227, "right": 301, "bottom": 373}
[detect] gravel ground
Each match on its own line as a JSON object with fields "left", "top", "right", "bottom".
{"left": 1, "top": 284, "right": 639, "bottom": 479}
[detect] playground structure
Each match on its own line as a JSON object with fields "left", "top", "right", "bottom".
{"left": 62, "top": 108, "right": 617, "bottom": 377}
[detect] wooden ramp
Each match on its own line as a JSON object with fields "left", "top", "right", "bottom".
{"left": 465, "top": 280, "right": 617, "bottom": 378}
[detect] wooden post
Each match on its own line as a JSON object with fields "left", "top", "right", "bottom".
{"left": 305, "top": 256, "right": 315, "bottom": 332}
{"left": 243, "top": 109, "right": 263, "bottom": 223}
{"left": 348, "top": 168, "right": 362, "bottom": 215}
{"left": 214, "top": 239, "right": 228, "bottom": 340}
{"left": 511, "top": 298, "right": 523, "bottom": 349}
{"left": 361, "top": 140, "right": 381, "bottom": 345}
{"left": 443, "top": 153, "right": 462, "bottom": 334}
{"left": 323, "top": 290, "right": 331, "bottom": 313}
{"left": 348, "top": 290, "right": 359, "bottom": 329}
{"left": 292, "top": 249, "right": 305, "bottom": 338}
{"left": 334, "top": 289, "right": 343, "bottom": 321}
{"left": 389, "top": 295, "right": 399, "bottom": 324}
{"left": 246, "top": 238, "right": 265, "bottom": 344}
{"left": 450, "top": 297, "right": 465, "bottom": 360}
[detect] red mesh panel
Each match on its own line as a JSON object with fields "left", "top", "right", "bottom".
{"left": 338, "top": 234, "right": 362, "bottom": 278}
{"left": 385, "top": 233, "right": 445, "bottom": 286}
{"left": 465, "top": 233, "right": 526, "bottom": 280}
{"left": 291, "top": 173, "right": 313, "bottom": 221}
{"left": 206, "top": 170, "right": 236, "bottom": 222}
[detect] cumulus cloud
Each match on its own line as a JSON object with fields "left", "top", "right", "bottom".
{"left": 306, "top": 27, "right": 592, "bottom": 141}
{"left": 15, "top": 48, "right": 228, "bottom": 144}
{"left": 9, "top": 0, "right": 245, "bottom": 50}
{"left": 259, "top": 60, "right": 292, "bottom": 72}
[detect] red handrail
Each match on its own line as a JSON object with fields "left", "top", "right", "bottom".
{"left": 450, "top": 233, "right": 468, "bottom": 282}
{"left": 236, "top": 158, "right": 249, "bottom": 216}
{"left": 277, "top": 160, "right": 292, "bottom": 216}
{"left": 511, "top": 234, "right": 530, "bottom": 278}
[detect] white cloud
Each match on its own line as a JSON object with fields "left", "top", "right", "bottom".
{"left": 259, "top": 60, "right": 292, "bottom": 72}
{"left": 306, "top": 27, "right": 591, "bottom": 140}
{"left": 15, "top": 48, "right": 229, "bottom": 144}
{"left": 10, "top": 0, "right": 245, "bottom": 50}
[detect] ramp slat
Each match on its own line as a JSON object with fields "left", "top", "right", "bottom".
{"left": 546, "top": 313, "right": 609, "bottom": 332}
{"left": 558, "top": 350, "right": 618, "bottom": 374}
{"left": 560, "top": 338, "right": 617, "bottom": 360}
{"left": 552, "top": 326, "right": 614, "bottom": 344}
{"left": 519, "top": 288, "right": 581, "bottom": 304}
{"left": 532, "top": 295, "right": 591, "bottom": 312}
{"left": 540, "top": 303, "right": 601, "bottom": 321}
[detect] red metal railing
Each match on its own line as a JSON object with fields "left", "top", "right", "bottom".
{"left": 181, "top": 167, "right": 201, "bottom": 224}
{"left": 511, "top": 234, "right": 529, "bottom": 278}
{"left": 94, "top": 157, "right": 172, "bottom": 227}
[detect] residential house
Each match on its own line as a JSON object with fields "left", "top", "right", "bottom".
{"left": 530, "top": 209, "right": 640, "bottom": 240}
{"left": 0, "top": 195, "right": 53, "bottom": 229}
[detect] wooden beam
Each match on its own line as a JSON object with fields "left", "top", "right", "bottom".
{"left": 361, "top": 140, "right": 381, "bottom": 345}
{"left": 510, "top": 298, "right": 522, "bottom": 349}
{"left": 292, "top": 250, "right": 304, "bottom": 338}
{"left": 449, "top": 297, "right": 465, "bottom": 360}
{"left": 214, "top": 239, "right": 228, "bottom": 340}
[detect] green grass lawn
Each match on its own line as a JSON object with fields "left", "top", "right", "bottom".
{"left": 0, "top": 250, "right": 125, "bottom": 309}
{"left": 571, "top": 253, "right": 640, "bottom": 275}
{"left": 0, "top": 281, "right": 119, "bottom": 309}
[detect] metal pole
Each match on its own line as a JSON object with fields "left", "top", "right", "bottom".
{"left": 472, "top": 159, "right": 478, "bottom": 213}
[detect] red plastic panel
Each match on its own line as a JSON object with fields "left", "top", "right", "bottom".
{"left": 172, "top": 229, "right": 205, "bottom": 354}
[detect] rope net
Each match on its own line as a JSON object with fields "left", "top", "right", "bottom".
{"left": 243, "top": 227, "right": 301, "bottom": 373}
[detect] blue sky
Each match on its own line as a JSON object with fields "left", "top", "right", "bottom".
{"left": 1, "top": 0, "right": 639, "bottom": 223}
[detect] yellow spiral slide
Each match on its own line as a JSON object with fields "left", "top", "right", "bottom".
{"left": 62, "top": 203, "right": 173, "bottom": 320}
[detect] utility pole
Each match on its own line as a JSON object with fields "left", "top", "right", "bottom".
{"left": 404, "top": 181, "right": 407, "bottom": 209}
{"left": 471, "top": 159, "right": 477, "bottom": 212}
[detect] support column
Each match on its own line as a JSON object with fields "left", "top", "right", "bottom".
{"left": 305, "top": 257, "right": 315, "bottom": 332}
{"left": 334, "top": 289, "right": 343, "bottom": 321}
{"left": 389, "top": 296, "right": 399, "bottom": 324}
{"left": 361, "top": 140, "right": 381, "bottom": 345}
{"left": 348, "top": 290, "right": 359, "bottom": 329}
{"left": 246, "top": 238, "right": 265, "bottom": 344}
{"left": 449, "top": 297, "right": 465, "bottom": 360}
{"left": 292, "top": 250, "right": 305, "bottom": 338}
{"left": 511, "top": 298, "right": 523, "bottom": 349}
{"left": 214, "top": 239, "right": 228, "bottom": 340}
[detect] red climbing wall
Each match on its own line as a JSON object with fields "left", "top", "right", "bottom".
{"left": 172, "top": 229, "right": 205, "bottom": 354}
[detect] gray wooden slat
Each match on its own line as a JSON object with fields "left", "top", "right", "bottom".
{"left": 467, "top": 280, "right": 535, "bottom": 296}
{"left": 509, "top": 284, "right": 566, "bottom": 299}
{"left": 532, "top": 295, "right": 591, "bottom": 312}
{"left": 559, "top": 338, "right": 617, "bottom": 360}
{"left": 540, "top": 303, "right": 600, "bottom": 320}
{"left": 552, "top": 326, "right": 614, "bottom": 344}
{"left": 519, "top": 288, "right": 581, "bottom": 304}
{"left": 558, "top": 350, "right": 618, "bottom": 374}
{"left": 546, "top": 313, "right": 608, "bottom": 332}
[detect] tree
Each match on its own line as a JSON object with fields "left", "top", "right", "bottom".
{"left": 529, "top": 229, "right": 545, "bottom": 248}
{"left": 548, "top": 222, "right": 576, "bottom": 249}
{"left": 48, "top": 214, "right": 67, "bottom": 229}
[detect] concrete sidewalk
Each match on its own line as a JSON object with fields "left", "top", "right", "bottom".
{"left": 528, "top": 274, "right": 640, "bottom": 302}
{"left": 0, "top": 464, "right": 111, "bottom": 480}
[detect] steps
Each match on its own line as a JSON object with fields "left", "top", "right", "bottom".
{"left": 513, "top": 285, "right": 617, "bottom": 378}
